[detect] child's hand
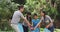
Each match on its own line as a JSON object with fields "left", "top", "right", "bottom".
{"left": 30, "top": 26, "right": 34, "bottom": 30}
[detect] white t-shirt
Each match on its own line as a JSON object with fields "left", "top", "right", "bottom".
{"left": 11, "top": 10, "right": 24, "bottom": 24}
{"left": 41, "top": 15, "right": 53, "bottom": 27}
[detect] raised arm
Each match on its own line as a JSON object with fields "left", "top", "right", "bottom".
{"left": 34, "top": 18, "right": 43, "bottom": 30}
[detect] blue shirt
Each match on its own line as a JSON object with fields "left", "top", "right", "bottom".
{"left": 32, "top": 19, "right": 40, "bottom": 27}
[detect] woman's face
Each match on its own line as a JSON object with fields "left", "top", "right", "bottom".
{"left": 27, "top": 15, "right": 31, "bottom": 17}
{"left": 40, "top": 11, "right": 44, "bottom": 16}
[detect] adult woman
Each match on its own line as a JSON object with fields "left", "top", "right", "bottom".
{"left": 40, "top": 11, "right": 54, "bottom": 32}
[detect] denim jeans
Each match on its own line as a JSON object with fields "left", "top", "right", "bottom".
{"left": 48, "top": 26, "right": 54, "bottom": 32}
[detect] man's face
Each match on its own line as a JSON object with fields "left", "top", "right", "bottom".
{"left": 34, "top": 16, "right": 38, "bottom": 19}
{"left": 20, "top": 8, "right": 24, "bottom": 12}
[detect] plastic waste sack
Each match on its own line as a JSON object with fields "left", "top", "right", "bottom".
{"left": 18, "top": 23, "right": 24, "bottom": 32}
{"left": 31, "top": 28, "right": 40, "bottom": 32}
{"left": 44, "top": 28, "right": 51, "bottom": 32}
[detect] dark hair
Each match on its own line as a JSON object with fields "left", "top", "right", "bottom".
{"left": 41, "top": 11, "right": 47, "bottom": 21}
{"left": 26, "top": 12, "right": 32, "bottom": 24}
{"left": 33, "top": 13, "right": 37, "bottom": 16}
{"left": 41, "top": 11, "right": 46, "bottom": 15}
{"left": 18, "top": 5, "right": 24, "bottom": 10}
{"left": 9, "top": 16, "right": 12, "bottom": 19}
{"left": 26, "top": 11, "right": 31, "bottom": 15}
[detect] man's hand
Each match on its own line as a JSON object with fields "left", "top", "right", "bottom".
{"left": 22, "top": 17, "right": 34, "bottom": 30}
{"left": 28, "top": 23, "right": 31, "bottom": 28}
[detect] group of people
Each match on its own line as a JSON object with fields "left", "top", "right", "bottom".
{"left": 10, "top": 5, "right": 54, "bottom": 32}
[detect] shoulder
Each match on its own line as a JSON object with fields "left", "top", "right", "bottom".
{"left": 46, "top": 15, "right": 51, "bottom": 18}
{"left": 37, "top": 19, "right": 40, "bottom": 22}
{"left": 37, "top": 19, "right": 40, "bottom": 20}
{"left": 14, "top": 10, "right": 19, "bottom": 14}
{"left": 32, "top": 19, "right": 34, "bottom": 21}
{"left": 46, "top": 15, "right": 52, "bottom": 20}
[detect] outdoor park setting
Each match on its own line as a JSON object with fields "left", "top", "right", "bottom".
{"left": 0, "top": 0, "right": 60, "bottom": 32}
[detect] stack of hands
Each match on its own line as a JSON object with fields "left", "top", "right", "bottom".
{"left": 28, "top": 25, "right": 34, "bottom": 30}
{"left": 27, "top": 23, "right": 34, "bottom": 30}
{"left": 30, "top": 26, "right": 34, "bottom": 30}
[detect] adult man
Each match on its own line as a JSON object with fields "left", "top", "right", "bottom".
{"left": 11, "top": 5, "right": 31, "bottom": 32}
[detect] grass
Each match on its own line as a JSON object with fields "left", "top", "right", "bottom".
{"left": 0, "top": 28, "right": 60, "bottom": 32}
{"left": 54, "top": 29, "right": 60, "bottom": 32}
{"left": 40, "top": 28, "right": 60, "bottom": 32}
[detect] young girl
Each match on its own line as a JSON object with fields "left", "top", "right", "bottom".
{"left": 40, "top": 11, "right": 54, "bottom": 32}
{"left": 23, "top": 12, "right": 32, "bottom": 32}
{"left": 31, "top": 13, "right": 40, "bottom": 32}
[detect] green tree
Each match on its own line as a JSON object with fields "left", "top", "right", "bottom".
{"left": 56, "top": 0, "right": 60, "bottom": 20}
{"left": 13, "top": 0, "right": 26, "bottom": 5}
{"left": 0, "top": 0, "right": 19, "bottom": 31}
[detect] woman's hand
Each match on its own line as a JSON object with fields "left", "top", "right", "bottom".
{"left": 46, "top": 22, "right": 52, "bottom": 28}
{"left": 45, "top": 25, "right": 50, "bottom": 28}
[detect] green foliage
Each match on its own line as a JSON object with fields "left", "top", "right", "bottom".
{"left": 25, "top": 0, "right": 41, "bottom": 15}
{"left": 13, "top": 0, "right": 26, "bottom": 5}
{"left": 0, "top": 0, "right": 19, "bottom": 31}
{"left": 56, "top": 0, "right": 60, "bottom": 20}
{"left": 25, "top": 0, "right": 58, "bottom": 19}
{"left": 0, "top": 0, "right": 60, "bottom": 31}
{"left": 0, "top": 0, "right": 19, "bottom": 19}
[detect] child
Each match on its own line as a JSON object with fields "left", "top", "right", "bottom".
{"left": 31, "top": 13, "right": 40, "bottom": 32}
{"left": 23, "top": 12, "right": 32, "bottom": 32}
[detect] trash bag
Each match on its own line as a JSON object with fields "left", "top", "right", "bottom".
{"left": 31, "top": 28, "right": 40, "bottom": 32}
{"left": 18, "top": 23, "right": 24, "bottom": 32}
{"left": 44, "top": 28, "right": 51, "bottom": 32}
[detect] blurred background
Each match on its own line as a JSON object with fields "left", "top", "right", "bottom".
{"left": 0, "top": 0, "right": 60, "bottom": 32}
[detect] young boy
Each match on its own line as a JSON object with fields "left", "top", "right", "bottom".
{"left": 31, "top": 13, "right": 40, "bottom": 32}
{"left": 11, "top": 5, "right": 32, "bottom": 32}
